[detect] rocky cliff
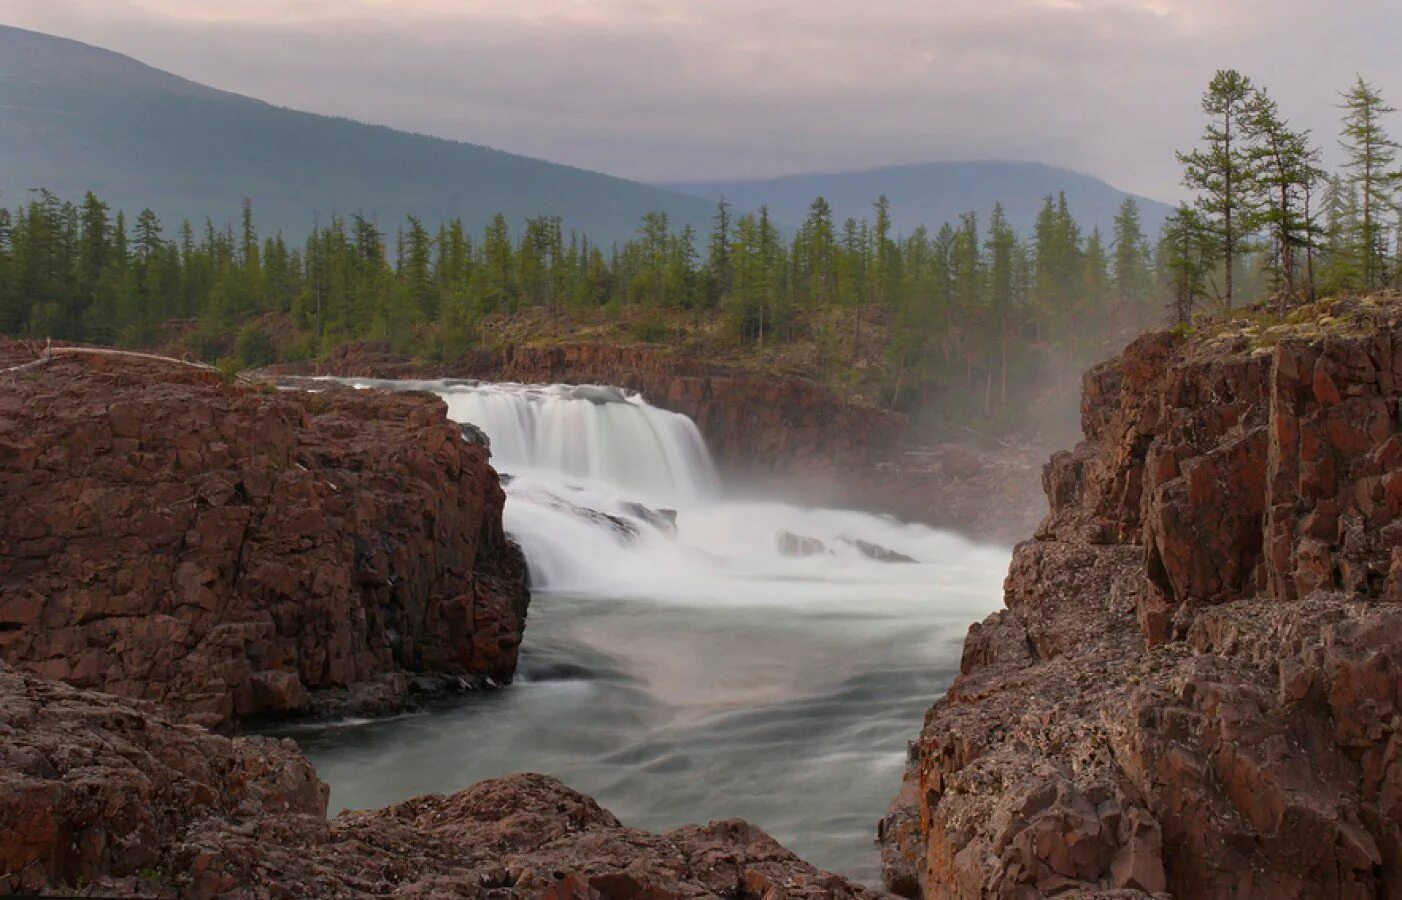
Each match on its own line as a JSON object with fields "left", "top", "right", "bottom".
{"left": 881, "top": 296, "right": 1402, "bottom": 898}
{"left": 0, "top": 661, "right": 879, "bottom": 898}
{"left": 0, "top": 345, "right": 529, "bottom": 729}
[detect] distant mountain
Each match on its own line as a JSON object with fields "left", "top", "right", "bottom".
{"left": 0, "top": 26, "right": 716, "bottom": 245}
{"left": 664, "top": 162, "right": 1174, "bottom": 240}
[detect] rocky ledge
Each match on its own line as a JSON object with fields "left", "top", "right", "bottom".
{"left": 0, "top": 344, "right": 528, "bottom": 729}
{"left": 0, "top": 662, "right": 880, "bottom": 898}
{"left": 881, "top": 296, "right": 1402, "bottom": 898}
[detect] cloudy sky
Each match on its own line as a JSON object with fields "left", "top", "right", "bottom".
{"left": 2, "top": 0, "right": 1399, "bottom": 199}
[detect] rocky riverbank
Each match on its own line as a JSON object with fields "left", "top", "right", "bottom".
{"left": 881, "top": 295, "right": 1402, "bottom": 898}
{"left": 0, "top": 662, "right": 879, "bottom": 898}
{"left": 0, "top": 343, "right": 528, "bottom": 728}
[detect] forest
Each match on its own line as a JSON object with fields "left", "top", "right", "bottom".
{"left": 0, "top": 72, "right": 1396, "bottom": 436}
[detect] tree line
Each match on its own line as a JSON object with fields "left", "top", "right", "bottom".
{"left": 3, "top": 70, "right": 1392, "bottom": 425}
{"left": 1167, "top": 72, "right": 1401, "bottom": 321}
{"left": 0, "top": 187, "right": 1162, "bottom": 414}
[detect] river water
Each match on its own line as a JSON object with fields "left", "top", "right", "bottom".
{"left": 287, "top": 380, "right": 1010, "bottom": 885}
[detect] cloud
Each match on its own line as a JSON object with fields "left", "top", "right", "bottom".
{"left": 1, "top": 0, "right": 1399, "bottom": 198}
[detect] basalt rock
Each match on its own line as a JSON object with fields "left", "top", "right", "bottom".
{"left": 0, "top": 345, "right": 529, "bottom": 729}
{"left": 882, "top": 297, "right": 1402, "bottom": 899}
{"left": 0, "top": 661, "right": 882, "bottom": 899}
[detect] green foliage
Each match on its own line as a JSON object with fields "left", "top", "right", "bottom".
{"left": 629, "top": 318, "right": 670, "bottom": 343}
{"left": 233, "top": 322, "right": 277, "bottom": 368}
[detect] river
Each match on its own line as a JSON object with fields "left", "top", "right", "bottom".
{"left": 285, "top": 379, "right": 1010, "bottom": 885}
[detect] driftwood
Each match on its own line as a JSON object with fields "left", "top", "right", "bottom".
{"left": 1, "top": 341, "right": 223, "bottom": 378}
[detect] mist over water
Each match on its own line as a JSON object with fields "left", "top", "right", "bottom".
{"left": 289, "top": 379, "right": 1010, "bottom": 884}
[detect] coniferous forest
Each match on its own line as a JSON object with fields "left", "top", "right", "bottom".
{"left": 0, "top": 71, "right": 1397, "bottom": 437}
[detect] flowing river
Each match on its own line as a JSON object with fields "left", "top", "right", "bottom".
{"left": 286, "top": 379, "right": 1010, "bottom": 885}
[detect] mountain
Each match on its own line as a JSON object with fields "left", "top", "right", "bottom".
{"left": 0, "top": 25, "right": 716, "bottom": 245}
{"left": 664, "top": 162, "right": 1175, "bottom": 240}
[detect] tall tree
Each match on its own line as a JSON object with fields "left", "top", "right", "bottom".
{"left": 1178, "top": 69, "right": 1260, "bottom": 306}
{"left": 1110, "top": 197, "right": 1151, "bottom": 307}
{"left": 1338, "top": 76, "right": 1398, "bottom": 289}
{"left": 1246, "top": 89, "right": 1325, "bottom": 310}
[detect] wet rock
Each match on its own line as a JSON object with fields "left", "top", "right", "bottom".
{"left": 837, "top": 535, "right": 917, "bottom": 564}
{"left": 621, "top": 501, "right": 678, "bottom": 537}
{"left": 0, "top": 347, "right": 529, "bottom": 729}
{"left": 778, "top": 531, "right": 829, "bottom": 557}
{"left": 460, "top": 421, "right": 492, "bottom": 452}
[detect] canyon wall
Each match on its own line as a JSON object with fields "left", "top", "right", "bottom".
{"left": 882, "top": 297, "right": 1402, "bottom": 898}
{"left": 0, "top": 346, "right": 529, "bottom": 729}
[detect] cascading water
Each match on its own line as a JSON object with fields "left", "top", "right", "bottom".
{"left": 287, "top": 378, "right": 1011, "bottom": 885}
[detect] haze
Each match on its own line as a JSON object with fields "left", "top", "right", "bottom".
{"left": 2, "top": 0, "right": 1399, "bottom": 200}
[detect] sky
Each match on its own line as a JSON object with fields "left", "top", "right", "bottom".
{"left": 1, "top": 0, "right": 1399, "bottom": 200}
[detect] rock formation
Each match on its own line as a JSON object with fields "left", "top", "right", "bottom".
{"left": 881, "top": 297, "right": 1402, "bottom": 898}
{"left": 0, "top": 345, "right": 529, "bottom": 729}
{"left": 0, "top": 661, "right": 881, "bottom": 898}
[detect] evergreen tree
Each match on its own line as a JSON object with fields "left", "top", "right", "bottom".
{"left": 1338, "top": 77, "right": 1398, "bottom": 289}
{"left": 1110, "top": 197, "right": 1151, "bottom": 308}
{"left": 1177, "top": 69, "right": 1260, "bottom": 306}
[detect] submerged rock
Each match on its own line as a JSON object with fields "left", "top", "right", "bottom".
{"left": 621, "top": 500, "right": 679, "bottom": 537}
{"left": 778, "top": 531, "right": 829, "bottom": 557}
{"left": 836, "top": 536, "right": 917, "bottom": 564}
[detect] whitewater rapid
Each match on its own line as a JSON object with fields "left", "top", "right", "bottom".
{"left": 290, "top": 377, "right": 1010, "bottom": 884}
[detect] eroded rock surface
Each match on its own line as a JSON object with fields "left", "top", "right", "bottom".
{"left": 0, "top": 347, "right": 529, "bottom": 728}
{"left": 882, "top": 297, "right": 1402, "bottom": 898}
{"left": 0, "top": 662, "right": 882, "bottom": 898}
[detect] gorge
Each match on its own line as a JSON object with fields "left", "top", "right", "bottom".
{"left": 6, "top": 294, "right": 1402, "bottom": 899}
{"left": 291, "top": 377, "right": 1010, "bottom": 884}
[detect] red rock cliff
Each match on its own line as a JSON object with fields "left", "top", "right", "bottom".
{"left": 881, "top": 297, "right": 1402, "bottom": 898}
{"left": 0, "top": 347, "right": 529, "bottom": 729}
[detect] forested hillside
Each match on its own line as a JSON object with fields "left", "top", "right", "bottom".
{"left": 0, "top": 25, "right": 715, "bottom": 246}
{"left": 664, "top": 162, "right": 1174, "bottom": 240}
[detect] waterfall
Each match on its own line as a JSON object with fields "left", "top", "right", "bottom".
{"left": 300, "top": 377, "right": 1011, "bottom": 884}
{"left": 334, "top": 377, "right": 1006, "bottom": 603}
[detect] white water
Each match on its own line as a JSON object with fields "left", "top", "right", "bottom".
{"left": 292, "top": 378, "right": 1010, "bottom": 885}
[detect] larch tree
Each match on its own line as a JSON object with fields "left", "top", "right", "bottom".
{"left": 1177, "top": 69, "right": 1260, "bottom": 307}
{"left": 1338, "top": 77, "right": 1398, "bottom": 290}
{"left": 1245, "top": 89, "right": 1325, "bottom": 311}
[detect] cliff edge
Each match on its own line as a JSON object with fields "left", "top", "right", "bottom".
{"left": 881, "top": 295, "right": 1402, "bottom": 898}
{"left": 0, "top": 344, "right": 529, "bottom": 729}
